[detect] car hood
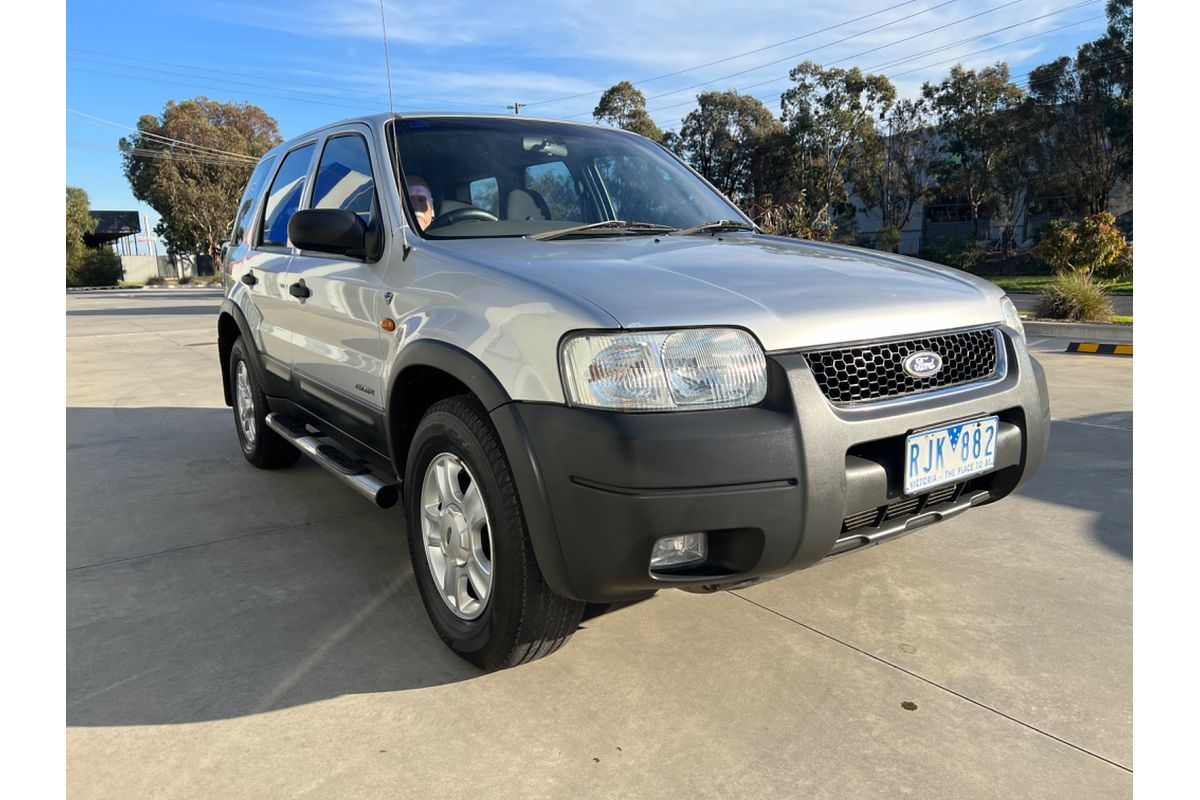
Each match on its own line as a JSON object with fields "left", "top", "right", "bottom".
{"left": 434, "top": 233, "right": 1006, "bottom": 351}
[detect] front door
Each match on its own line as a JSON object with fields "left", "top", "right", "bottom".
{"left": 283, "top": 127, "right": 391, "bottom": 443}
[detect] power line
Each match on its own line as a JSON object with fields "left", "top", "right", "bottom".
{"left": 626, "top": 0, "right": 1027, "bottom": 115}
{"left": 67, "top": 65, "right": 372, "bottom": 113}
{"left": 67, "top": 109, "right": 261, "bottom": 163}
{"left": 647, "top": 0, "right": 1101, "bottom": 121}
{"left": 881, "top": 5, "right": 1103, "bottom": 78}
{"left": 67, "top": 140, "right": 256, "bottom": 167}
{"left": 523, "top": 0, "right": 930, "bottom": 107}
{"left": 65, "top": 48, "right": 493, "bottom": 109}
{"left": 655, "top": 48, "right": 1129, "bottom": 131}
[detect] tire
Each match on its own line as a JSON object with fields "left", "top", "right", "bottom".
{"left": 228, "top": 337, "right": 301, "bottom": 469}
{"left": 405, "top": 394, "right": 585, "bottom": 670}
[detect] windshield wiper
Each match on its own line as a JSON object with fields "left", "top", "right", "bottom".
{"left": 527, "top": 220, "right": 678, "bottom": 241}
{"left": 670, "top": 219, "right": 756, "bottom": 236}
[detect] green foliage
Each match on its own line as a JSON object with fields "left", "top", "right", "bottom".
{"left": 1034, "top": 212, "right": 1129, "bottom": 280}
{"left": 121, "top": 97, "right": 281, "bottom": 268}
{"left": 592, "top": 82, "right": 663, "bottom": 142}
{"left": 922, "top": 236, "right": 983, "bottom": 272}
{"left": 1037, "top": 271, "right": 1115, "bottom": 322}
{"left": 875, "top": 226, "right": 902, "bottom": 253}
{"left": 67, "top": 248, "right": 124, "bottom": 288}
{"left": 857, "top": 98, "right": 939, "bottom": 236}
{"left": 678, "top": 90, "right": 782, "bottom": 201}
{"left": 753, "top": 195, "right": 836, "bottom": 242}
{"left": 780, "top": 61, "right": 895, "bottom": 232}
{"left": 922, "top": 64, "right": 1028, "bottom": 241}
{"left": 66, "top": 186, "right": 96, "bottom": 270}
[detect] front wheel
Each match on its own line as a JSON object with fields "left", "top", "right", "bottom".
{"left": 405, "top": 395, "right": 584, "bottom": 670}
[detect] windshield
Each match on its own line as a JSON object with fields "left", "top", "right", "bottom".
{"left": 389, "top": 117, "right": 747, "bottom": 239}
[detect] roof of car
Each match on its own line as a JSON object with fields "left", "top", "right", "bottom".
{"left": 266, "top": 112, "right": 638, "bottom": 158}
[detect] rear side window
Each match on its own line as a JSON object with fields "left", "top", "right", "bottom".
{"left": 469, "top": 177, "right": 499, "bottom": 216}
{"left": 231, "top": 155, "right": 276, "bottom": 244}
{"left": 525, "top": 161, "right": 580, "bottom": 220}
{"left": 312, "top": 134, "right": 377, "bottom": 224}
{"left": 260, "top": 143, "right": 316, "bottom": 247}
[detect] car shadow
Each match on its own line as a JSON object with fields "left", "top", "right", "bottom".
{"left": 67, "top": 406, "right": 641, "bottom": 727}
{"left": 1015, "top": 411, "right": 1132, "bottom": 560}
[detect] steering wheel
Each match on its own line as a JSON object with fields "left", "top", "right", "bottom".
{"left": 428, "top": 206, "right": 500, "bottom": 229}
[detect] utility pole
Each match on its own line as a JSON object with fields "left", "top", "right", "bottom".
{"left": 506, "top": 102, "right": 525, "bottom": 115}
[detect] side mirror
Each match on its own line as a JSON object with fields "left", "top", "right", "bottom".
{"left": 288, "top": 209, "right": 373, "bottom": 259}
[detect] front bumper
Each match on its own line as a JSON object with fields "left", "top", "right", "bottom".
{"left": 491, "top": 329, "right": 1050, "bottom": 602}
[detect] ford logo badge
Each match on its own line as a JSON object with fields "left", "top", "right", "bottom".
{"left": 903, "top": 351, "right": 943, "bottom": 379}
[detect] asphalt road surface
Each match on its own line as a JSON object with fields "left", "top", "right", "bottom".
{"left": 66, "top": 288, "right": 1132, "bottom": 799}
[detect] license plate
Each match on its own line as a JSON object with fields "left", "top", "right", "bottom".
{"left": 904, "top": 416, "right": 999, "bottom": 495}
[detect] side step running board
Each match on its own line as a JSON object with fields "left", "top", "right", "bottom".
{"left": 265, "top": 413, "right": 400, "bottom": 509}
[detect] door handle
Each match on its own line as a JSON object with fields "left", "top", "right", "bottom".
{"left": 240, "top": 272, "right": 257, "bottom": 286}
{"left": 289, "top": 279, "right": 311, "bottom": 299}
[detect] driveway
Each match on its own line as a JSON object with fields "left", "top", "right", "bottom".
{"left": 66, "top": 289, "right": 1132, "bottom": 799}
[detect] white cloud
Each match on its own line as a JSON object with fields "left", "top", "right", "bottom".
{"left": 191, "top": 0, "right": 1108, "bottom": 123}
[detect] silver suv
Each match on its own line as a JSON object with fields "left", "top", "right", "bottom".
{"left": 217, "top": 113, "right": 1049, "bottom": 670}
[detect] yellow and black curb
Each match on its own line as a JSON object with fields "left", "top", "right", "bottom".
{"left": 1066, "top": 342, "right": 1132, "bottom": 356}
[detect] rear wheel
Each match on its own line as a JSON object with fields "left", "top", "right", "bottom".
{"left": 228, "top": 337, "right": 300, "bottom": 469}
{"left": 405, "top": 395, "right": 584, "bottom": 670}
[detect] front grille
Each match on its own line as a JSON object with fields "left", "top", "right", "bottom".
{"left": 805, "top": 328, "right": 1000, "bottom": 404}
{"left": 839, "top": 481, "right": 967, "bottom": 535}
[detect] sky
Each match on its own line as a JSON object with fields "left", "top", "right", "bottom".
{"left": 66, "top": 0, "right": 1111, "bottom": 250}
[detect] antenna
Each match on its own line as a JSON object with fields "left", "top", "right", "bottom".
{"left": 378, "top": 0, "right": 410, "bottom": 258}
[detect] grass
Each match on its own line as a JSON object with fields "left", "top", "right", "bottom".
{"left": 987, "top": 274, "right": 1133, "bottom": 294}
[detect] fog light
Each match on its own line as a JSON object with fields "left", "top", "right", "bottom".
{"left": 650, "top": 533, "right": 707, "bottom": 569}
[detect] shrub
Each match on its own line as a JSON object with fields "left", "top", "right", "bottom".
{"left": 753, "top": 194, "right": 837, "bottom": 242}
{"left": 145, "top": 275, "right": 164, "bottom": 286}
{"left": 1037, "top": 271, "right": 1115, "bottom": 322}
{"left": 177, "top": 275, "right": 193, "bottom": 285}
{"left": 1035, "top": 212, "right": 1129, "bottom": 280}
{"left": 876, "top": 226, "right": 902, "bottom": 254}
{"left": 67, "top": 248, "right": 124, "bottom": 287}
{"left": 922, "top": 236, "right": 982, "bottom": 272}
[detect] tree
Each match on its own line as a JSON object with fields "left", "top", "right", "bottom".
{"left": 121, "top": 97, "right": 281, "bottom": 269}
{"left": 854, "top": 98, "right": 939, "bottom": 249}
{"left": 593, "top": 81, "right": 663, "bottom": 142}
{"left": 922, "top": 63, "right": 1024, "bottom": 239}
{"left": 1035, "top": 211, "right": 1129, "bottom": 280}
{"left": 779, "top": 61, "right": 896, "bottom": 230}
{"left": 1027, "top": 0, "right": 1131, "bottom": 214}
{"left": 66, "top": 186, "right": 96, "bottom": 270}
{"left": 678, "top": 90, "right": 782, "bottom": 201}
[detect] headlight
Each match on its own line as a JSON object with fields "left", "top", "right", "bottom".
{"left": 561, "top": 328, "right": 768, "bottom": 411}
{"left": 1000, "top": 296, "right": 1025, "bottom": 341}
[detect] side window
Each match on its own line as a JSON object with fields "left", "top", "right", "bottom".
{"left": 259, "top": 143, "right": 316, "bottom": 247}
{"left": 594, "top": 155, "right": 694, "bottom": 228}
{"left": 469, "top": 177, "right": 499, "bottom": 216}
{"left": 231, "top": 155, "right": 277, "bottom": 244}
{"left": 525, "top": 162, "right": 580, "bottom": 221}
{"left": 312, "top": 134, "right": 377, "bottom": 224}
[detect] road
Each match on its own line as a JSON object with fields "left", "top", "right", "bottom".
{"left": 66, "top": 288, "right": 1132, "bottom": 799}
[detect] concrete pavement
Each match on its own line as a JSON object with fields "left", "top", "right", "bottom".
{"left": 66, "top": 289, "right": 1132, "bottom": 799}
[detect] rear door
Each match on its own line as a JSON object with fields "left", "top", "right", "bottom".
{"left": 240, "top": 140, "right": 318, "bottom": 370}
{"left": 283, "top": 126, "right": 391, "bottom": 437}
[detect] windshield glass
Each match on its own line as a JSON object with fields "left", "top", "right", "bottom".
{"left": 389, "top": 117, "right": 746, "bottom": 239}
